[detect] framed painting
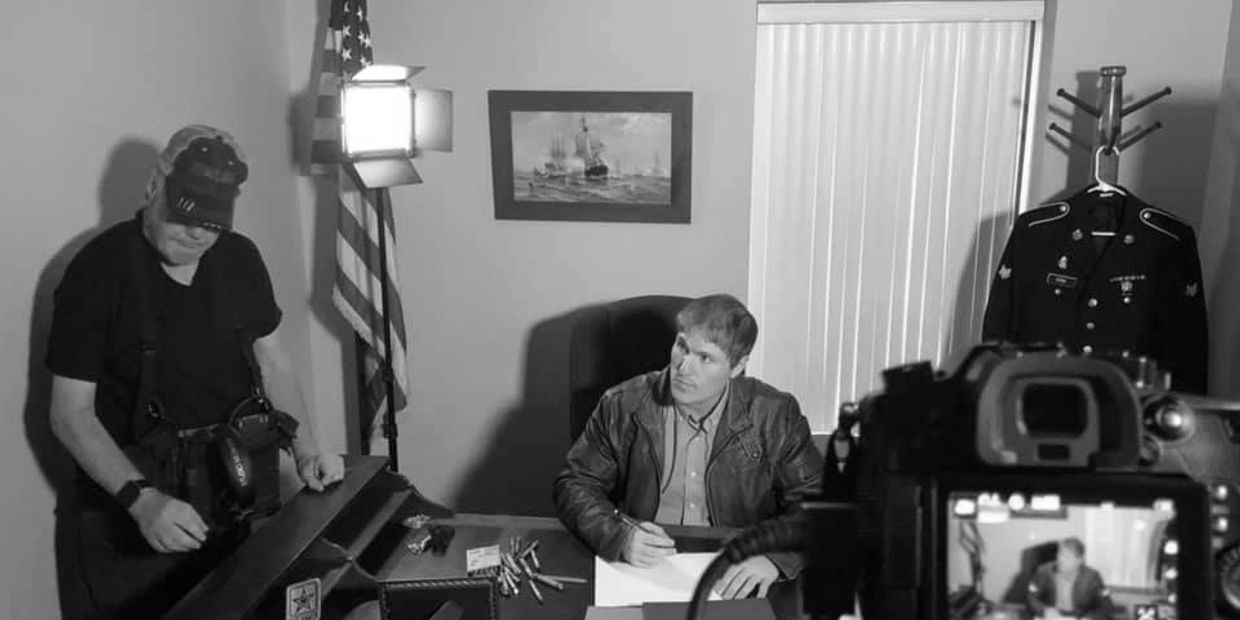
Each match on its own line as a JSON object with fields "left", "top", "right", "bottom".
{"left": 488, "top": 90, "right": 692, "bottom": 223}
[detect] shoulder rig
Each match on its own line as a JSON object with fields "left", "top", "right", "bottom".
{"left": 1138, "top": 207, "right": 1190, "bottom": 242}
{"left": 1021, "top": 201, "right": 1071, "bottom": 228}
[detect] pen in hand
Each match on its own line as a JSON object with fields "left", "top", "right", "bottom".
{"left": 614, "top": 509, "right": 676, "bottom": 567}
{"left": 613, "top": 508, "right": 651, "bottom": 531}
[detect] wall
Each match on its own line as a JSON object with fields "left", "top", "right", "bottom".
{"left": 1035, "top": 0, "right": 1233, "bottom": 229}
{"left": 1201, "top": 3, "right": 1240, "bottom": 399}
{"left": 0, "top": 2, "right": 310, "bottom": 616}
{"left": 288, "top": 0, "right": 760, "bottom": 517}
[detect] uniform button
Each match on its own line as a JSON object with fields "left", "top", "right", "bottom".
{"left": 1087, "top": 298, "right": 1099, "bottom": 308}
{"left": 1214, "top": 516, "right": 1230, "bottom": 534}
{"left": 1054, "top": 289, "right": 1062, "bottom": 296}
{"left": 1082, "top": 345, "right": 1093, "bottom": 354}
{"left": 1086, "top": 322, "right": 1096, "bottom": 330}
{"left": 1123, "top": 297, "right": 1132, "bottom": 305}
{"left": 689, "top": 471, "right": 698, "bottom": 478}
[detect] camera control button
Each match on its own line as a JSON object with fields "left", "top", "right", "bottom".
{"left": 1215, "top": 515, "right": 1230, "bottom": 534}
{"left": 1216, "top": 484, "right": 1232, "bottom": 502}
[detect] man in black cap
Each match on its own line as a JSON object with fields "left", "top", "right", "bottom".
{"left": 48, "top": 125, "right": 344, "bottom": 618}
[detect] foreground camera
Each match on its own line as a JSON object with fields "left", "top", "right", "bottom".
{"left": 791, "top": 345, "right": 1240, "bottom": 620}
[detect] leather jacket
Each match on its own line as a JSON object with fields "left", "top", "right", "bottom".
{"left": 553, "top": 369, "right": 824, "bottom": 577}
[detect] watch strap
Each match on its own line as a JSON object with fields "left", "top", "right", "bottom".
{"left": 115, "top": 479, "right": 153, "bottom": 509}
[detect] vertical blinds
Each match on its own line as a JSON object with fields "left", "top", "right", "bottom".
{"left": 748, "top": 5, "right": 1040, "bottom": 430}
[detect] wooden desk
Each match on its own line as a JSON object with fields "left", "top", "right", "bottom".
{"left": 164, "top": 464, "right": 806, "bottom": 619}
{"left": 375, "top": 514, "right": 804, "bottom": 620}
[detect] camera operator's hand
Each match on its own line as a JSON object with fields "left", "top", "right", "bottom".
{"left": 128, "top": 489, "right": 208, "bottom": 553}
{"left": 296, "top": 452, "right": 345, "bottom": 492}
{"left": 715, "top": 555, "right": 779, "bottom": 599}
{"left": 622, "top": 521, "right": 676, "bottom": 567}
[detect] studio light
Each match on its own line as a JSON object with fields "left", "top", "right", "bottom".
{"left": 340, "top": 64, "right": 452, "bottom": 188}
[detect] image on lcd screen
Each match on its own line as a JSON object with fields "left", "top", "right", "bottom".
{"left": 945, "top": 491, "right": 1179, "bottom": 620}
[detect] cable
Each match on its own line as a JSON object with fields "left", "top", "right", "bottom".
{"left": 685, "top": 517, "right": 810, "bottom": 620}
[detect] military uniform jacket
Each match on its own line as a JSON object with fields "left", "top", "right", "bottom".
{"left": 982, "top": 190, "right": 1208, "bottom": 393}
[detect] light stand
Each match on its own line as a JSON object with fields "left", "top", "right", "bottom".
{"left": 340, "top": 64, "right": 452, "bottom": 472}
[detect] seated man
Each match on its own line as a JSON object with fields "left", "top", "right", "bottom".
{"left": 554, "top": 294, "right": 823, "bottom": 600}
{"left": 1027, "top": 538, "right": 1113, "bottom": 619}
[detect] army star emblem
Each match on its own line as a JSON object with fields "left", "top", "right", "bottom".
{"left": 1186, "top": 283, "right": 1199, "bottom": 298}
{"left": 285, "top": 577, "right": 321, "bottom": 620}
{"left": 999, "top": 265, "right": 1012, "bottom": 280}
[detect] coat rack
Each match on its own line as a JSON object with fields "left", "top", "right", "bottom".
{"left": 1048, "top": 66, "right": 1172, "bottom": 185}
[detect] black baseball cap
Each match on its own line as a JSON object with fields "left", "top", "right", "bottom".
{"left": 159, "top": 125, "right": 249, "bottom": 231}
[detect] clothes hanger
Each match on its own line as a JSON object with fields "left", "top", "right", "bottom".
{"left": 1086, "top": 145, "right": 1125, "bottom": 237}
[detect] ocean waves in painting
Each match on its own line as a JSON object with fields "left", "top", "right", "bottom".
{"left": 514, "top": 172, "right": 672, "bottom": 205}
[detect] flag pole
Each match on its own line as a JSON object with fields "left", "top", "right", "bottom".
{"left": 373, "top": 186, "right": 401, "bottom": 472}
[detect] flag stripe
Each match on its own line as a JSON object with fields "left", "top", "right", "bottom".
{"left": 333, "top": 225, "right": 410, "bottom": 349}
{"left": 317, "top": 95, "right": 339, "bottom": 118}
{"left": 311, "top": 140, "right": 341, "bottom": 163}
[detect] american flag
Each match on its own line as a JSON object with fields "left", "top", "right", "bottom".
{"left": 312, "top": 0, "right": 410, "bottom": 448}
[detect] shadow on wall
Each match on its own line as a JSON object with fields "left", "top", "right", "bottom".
{"left": 1206, "top": 77, "right": 1240, "bottom": 399}
{"left": 287, "top": 0, "right": 364, "bottom": 450}
{"left": 22, "top": 138, "right": 160, "bottom": 504}
{"left": 945, "top": 212, "right": 1007, "bottom": 365}
{"left": 451, "top": 307, "right": 584, "bottom": 516}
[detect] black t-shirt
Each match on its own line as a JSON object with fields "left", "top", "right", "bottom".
{"left": 47, "top": 213, "right": 282, "bottom": 446}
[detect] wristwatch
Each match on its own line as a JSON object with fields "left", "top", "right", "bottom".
{"left": 115, "top": 478, "right": 153, "bottom": 509}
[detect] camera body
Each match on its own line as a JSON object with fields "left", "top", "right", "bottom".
{"left": 808, "top": 344, "right": 1240, "bottom": 619}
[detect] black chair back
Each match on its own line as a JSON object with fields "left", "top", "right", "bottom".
{"left": 567, "top": 295, "right": 690, "bottom": 442}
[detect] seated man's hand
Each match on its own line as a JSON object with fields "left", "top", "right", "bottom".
{"left": 715, "top": 555, "right": 780, "bottom": 599}
{"left": 296, "top": 452, "right": 345, "bottom": 492}
{"left": 623, "top": 521, "right": 676, "bottom": 567}
{"left": 128, "top": 489, "right": 208, "bottom": 553}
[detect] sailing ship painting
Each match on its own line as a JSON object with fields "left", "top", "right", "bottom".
{"left": 511, "top": 111, "right": 673, "bottom": 204}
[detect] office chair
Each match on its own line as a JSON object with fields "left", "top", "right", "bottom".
{"left": 567, "top": 295, "right": 690, "bottom": 442}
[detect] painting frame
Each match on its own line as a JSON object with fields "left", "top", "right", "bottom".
{"left": 488, "top": 90, "right": 692, "bottom": 223}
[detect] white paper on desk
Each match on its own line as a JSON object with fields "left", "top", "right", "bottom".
{"left": 593, "top": 552, "right": 724, "bottom": 607}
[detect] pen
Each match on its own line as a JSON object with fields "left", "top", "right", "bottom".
{"left": 613, "top": 508, "right": 650, "bottom": 532}
{"left": 537, "top": 574, "right": 588, "bottom": 585}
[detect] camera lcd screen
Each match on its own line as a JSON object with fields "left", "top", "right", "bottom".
{"left": 945, "top": 491, "right": 1180, "bottom": 620}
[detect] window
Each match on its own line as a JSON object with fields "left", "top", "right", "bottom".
{"left": 747, "top": 1, "right": 1044, "bottom": 431}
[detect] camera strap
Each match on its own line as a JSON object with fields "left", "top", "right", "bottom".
{"left": 128, "top": 223, "right": 166, "bottom": 443}
{"left": 127, "top": 220, "right": 297, "bottom": 523}
{"left": 127, "top": 219, "right": 268, "bottom": 435}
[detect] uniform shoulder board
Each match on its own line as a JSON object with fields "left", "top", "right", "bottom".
{"left": 1019, "top": 201, "right": 1071, "bottom": 228}
{"left": 1138, "top": 207, "right": 1192, "bottom": 242}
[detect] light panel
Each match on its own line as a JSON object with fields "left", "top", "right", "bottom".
{"left": 342, "top": 83, "right": 413, "bottom": 158}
